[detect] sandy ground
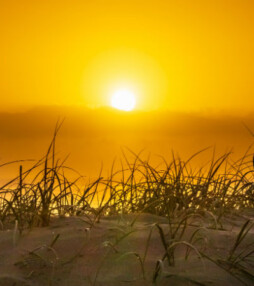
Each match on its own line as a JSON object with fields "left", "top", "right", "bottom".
{"left": 0, "top": 210, "right": 254, "bottom": 286}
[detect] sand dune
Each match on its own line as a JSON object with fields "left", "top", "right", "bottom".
{"left": 0, "top": 210, "right": 253, "bottom": 286}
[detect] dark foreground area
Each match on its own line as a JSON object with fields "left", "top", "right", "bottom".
{"left": 0, "top": 211, "right": 254, "bottom": 286}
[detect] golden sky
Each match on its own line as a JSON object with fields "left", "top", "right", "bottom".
{"left": 1, "top": 0, "right": 254, "bottom": 112}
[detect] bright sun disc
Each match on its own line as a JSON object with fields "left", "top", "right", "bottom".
{"left": 111, "top": 89, "right": 136, "bottom": 111}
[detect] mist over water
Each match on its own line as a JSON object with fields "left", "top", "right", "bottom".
{"left": 0, "top": 106, "right": 253, "bottom": 183}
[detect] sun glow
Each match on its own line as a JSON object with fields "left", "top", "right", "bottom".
{"left": 111, "top": 89, "right": 136, "bottom": 111}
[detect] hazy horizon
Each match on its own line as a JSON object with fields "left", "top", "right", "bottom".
{"left": 0, "top": 105, "right": 253, "bottom": 184}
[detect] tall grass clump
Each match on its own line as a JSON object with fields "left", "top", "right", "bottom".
{"left": 104, "top": 148, "right": 254, "bottom": 220}
{"left": 0, "top": 122, "right": 103, "bottom": 230}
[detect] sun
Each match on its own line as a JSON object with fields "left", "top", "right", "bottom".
{"left": 111, "top": 89, "right": 136, "bottom": 111}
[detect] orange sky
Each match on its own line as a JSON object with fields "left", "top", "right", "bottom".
{"left": 1, "top": 0, "right": 254, "bottom": 112}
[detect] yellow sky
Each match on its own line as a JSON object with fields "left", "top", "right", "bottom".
{"left": 1, "top": 0, "right": 254, "bottom": 112}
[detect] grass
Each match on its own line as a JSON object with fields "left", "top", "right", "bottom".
{"left": 2, "top": 134, "right": 253, "bottom": 230}
{"left": 0, "top": 123, "right": 254, "bottom": 285}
